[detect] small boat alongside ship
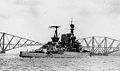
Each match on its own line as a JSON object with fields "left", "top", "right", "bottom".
{"left": 19, "top": 20, "right": 90, "bottom": 58}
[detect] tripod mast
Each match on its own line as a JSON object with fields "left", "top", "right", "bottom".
{"left": 49, "top": 26, "right": 60, "bottom": 42}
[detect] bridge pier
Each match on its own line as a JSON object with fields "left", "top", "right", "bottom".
{"left": 103, "top": 53, "right": 108, "bottom": 56}
{"left": 1, "top": 49, "right": 5, "bottom": 53}
{"left": 90, "top": 52, "right": 108, "bottom": 56}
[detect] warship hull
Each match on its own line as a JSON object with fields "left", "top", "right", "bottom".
{"left": 19, "top": 51, "right": 90, "bottom": 58}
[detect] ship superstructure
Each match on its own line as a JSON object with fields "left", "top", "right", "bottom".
{"left": 19, "top": 19, "right": 90, "bottom": 58}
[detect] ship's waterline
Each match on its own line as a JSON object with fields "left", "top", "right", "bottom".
{"left": 19, "top": 51, "right": 90, "bottom": 58}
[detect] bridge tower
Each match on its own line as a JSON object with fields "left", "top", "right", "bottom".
{"left": 91, "top": 36, "right": 95, "bottom": 54}
{"left": 1, "top": 33, "right": 5, "bottom": 53}
{"left": 104, "top": 37, "right": 108, "bottom": 56}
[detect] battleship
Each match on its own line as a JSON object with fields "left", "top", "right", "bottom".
{"left": 19, "top": 20, "right": 90, "bottom": 58}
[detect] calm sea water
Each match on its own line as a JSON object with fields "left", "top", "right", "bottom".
{"left": 0, "top": 53, "right": 85, "bottom": 71}
{"left": 0, "top": 53, "right": 120, "bottom": 71}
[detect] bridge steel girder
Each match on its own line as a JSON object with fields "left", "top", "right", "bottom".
{"left": 78, "top": 36, "right": 120, "bottom": 55}
{"left": 0, "top": 32, "right": 43, "bottom": 53}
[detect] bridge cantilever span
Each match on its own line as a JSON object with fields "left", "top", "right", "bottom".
{"left": 77, "top": 36, "right": 120, "bottom": 55}
{"left": 0, "top": 32, "right": 43, "bottom": 53}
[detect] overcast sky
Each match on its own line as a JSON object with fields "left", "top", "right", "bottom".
{"left": 0, "top": 0, "right": 120, "bottom": 44}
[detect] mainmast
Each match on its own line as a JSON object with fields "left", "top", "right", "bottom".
{"left": 70, "top": 18, "right": 75, "bottom": 35}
